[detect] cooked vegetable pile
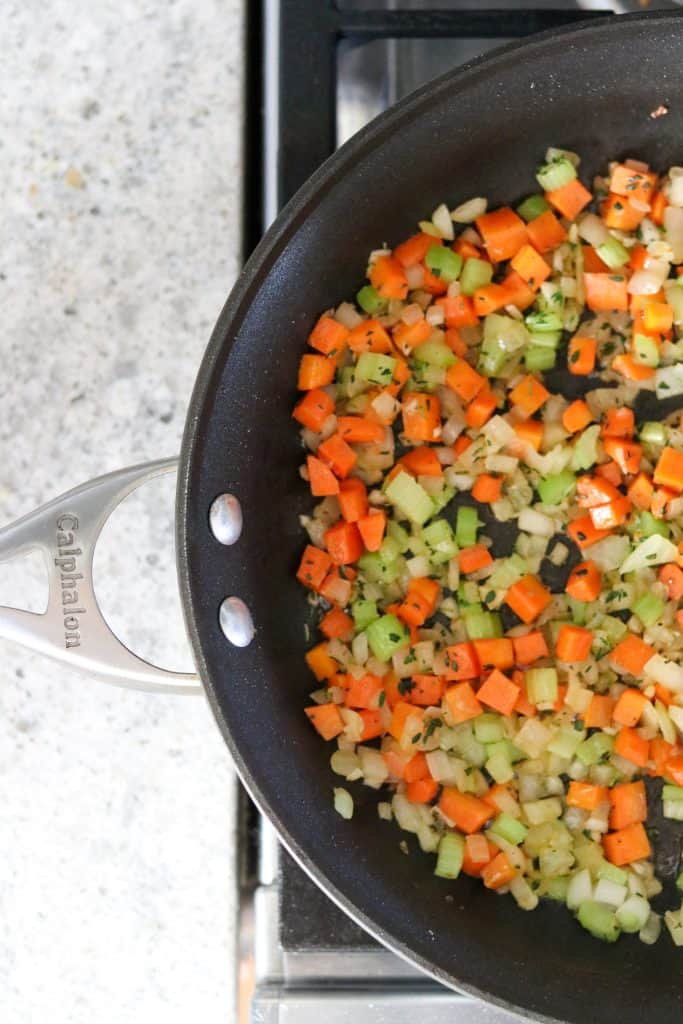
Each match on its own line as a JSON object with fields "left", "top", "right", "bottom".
{"left": 294, "top": 149, "right": 683, "bottom": 946}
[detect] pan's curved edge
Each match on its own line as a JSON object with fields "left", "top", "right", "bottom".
{"left": 177, "top": 9, "right": 682, "bottom": 1023}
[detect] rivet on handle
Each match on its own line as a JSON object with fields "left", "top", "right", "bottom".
{"left": 219, "top": 596, "right": 255, "bottom": 648}
{"left": 209, "top": 494, "right": 243, "bottom": 546}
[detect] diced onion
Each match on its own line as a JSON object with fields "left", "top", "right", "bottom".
{"left": 451, "top": 196, "right": 487, "bottom": 223}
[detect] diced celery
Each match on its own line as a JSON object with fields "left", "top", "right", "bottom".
{"left": 547, "top": 727, "right": 586, "bottom": 760}
{"left": 356, "top": 351, "right": 397, "bottom": 386}
{"left": 576, "top": 732, "right": 614, "bottom": 766}
{"left": 474, "top": 713, "right": 504, "bottom": 744}
{"left": 460, "top": 257, "right": 493, "bottom": 296}
{"left": 464, "top": 609, "right": 502, "bottom": 640}
{"left": 487, "top": 553, "right": 527, "bottom": 590}
{"left": 485, "top": 749, "right": 514, "bottom": 785}
{"left": 544, "top": 876, "right": 570, "bottom": 902}
{"left": 431, "top": 484, "right": 456, "bottom": 517}
{"left": 536, "top": 156, "right": 577, "bottom": 192}
{"left": 662, "top": 784, "right": 683, "bottom": 802}
{"left": 365, "top": 614, "right": 410, "bottom": 661}
{"left": 356, "top": 285, "right": 386, "bottom": 315}
{"left": 616, "top": 895, "right": 650, "bottom": 934}
{"left": 385, "top": 471, "right": 434, "bottom": 526}
{"left": 640, "top": 421, "right": 667, "bottom": 446}
{"left": 338, "top": 365, "right": 369, "bottom": 398}
{"left": 663, "top": 801, "right": 683, "bottom": 821}
{"left": 344, "top": 393, "right": 371, "bottom": 415}
{"left": 425, "top": 245, "right": 463, "bottom": 284}
{"left": 525, "top": 310, "right": 563, "bottom": 333}
{"left": 411, "top": 362, "right": 445, "bottom": 390}
{"left": 378, "top": 535, "right": 401, "bottom": 565}
{"left": 633, "top": 592, "right": 665, "bottom": 628}
{"left": 489, "top": 813, "right": 528, "bottom": 846}
{"left": 458, "top": 580, "right": 481, "bottom": 606}
{"left": 525, "top": 346, "right": 556, "bottom": 372}
{"left": 413, "top": 340, "right": 456, "bottom": 368}
{"left": 596, "top": 862, "right": 628, "bottom": 887}
{"left": 517, "top": 194, "right": 550, "bottom": 222}
{"left": 422, "top": 518, "right": 458, "bottom": 565}
{"left": 526, "top": 667, "right": 558, "bottom": 705}
{"left": 434, "top": 832, "right": 465, "bottom": 879}
{"left": 597, "top": 236, "right": 629, "bottom": 270}
{"left": 629, "top": 510, "right": 670, "bottom": 540}
{"left": 528, "top": 329, "right": 562, "bottom": 349}
{"left": 577, "top": 901, "right": 620, "bottom": 942}
{"left": 479, "top": 345, "right": 509, "bottom": 377}
{"left": 357, "top": 551, "right": 402, "bottom": 585}
{"left": 386, "top": 520, "right": 411, "bottom": 552}
{"left": 455, "top": 506, "right": 481, "bottom": 547}
{"left": 570, "top": 424, "right": 600, "bottom": 472}
{"left": 537, "top": 470, "right": 576, "bottom": 505}
{"left": 352, "top": 599, "right": 379, "bottom": 631}
{"left": 484, "top": 313, "right": 530, "bottom": 352}
{"left": 567, "top": 596, "right": 588, "bottom": 625}
{"left": 620, "top": 533, "right": 678, "bottom": 573}
{"left": 633, "top": 333, "right": 660, "bottom": 368}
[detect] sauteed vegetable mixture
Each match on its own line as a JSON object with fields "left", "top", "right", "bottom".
{"left": 294, "top": 149, "right": 683, "bottom": 946}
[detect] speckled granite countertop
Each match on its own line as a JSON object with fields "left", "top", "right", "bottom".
{"left": 0, "top": 3, "right": 243, "bottom": 1021}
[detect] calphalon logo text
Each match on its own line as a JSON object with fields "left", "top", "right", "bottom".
{"left": 55, "top": 513, "right": 86, "bottom": 649}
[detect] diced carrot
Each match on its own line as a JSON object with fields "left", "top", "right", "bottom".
{"left": 651, "top": 486, "right": 677, "bottom": 520}
{"left": 309, "top": 315, "right": 349, "bottom": 356}
{"left": 628, "top": 243, "right": 649, "bottom": 272}
{"left": 305, "top": 643, "right": 338, "bottom": 682}
{"left": 513, "top": 673, "right": 538, "bottom": 717}
{"left": 603, "top": 822, "right": 651, "bottom": 866}
{"left": 394, "top": 232, "right": 440, "bottom": 268}
{"left": 562, "top": 399, "right": 592, "bottom": 434}
{"left": 337, "top": 477, "right": 368, "bottom": 522}
{"left": 392, "top": 317, "right": 432, "bottom": 355}
{"left": 595, "top": 461, "right": 622, "bottom": 488}
{"left": 500, "top": 270, "right": 536, "bottom": 311}
{"left": 626, "top": 471, "right": 655, "bottom": 512}
{"left": 510, "top": 243, "right": 550, "bottom": 290}
{"left": 337, "top": 417, "right": 385, "bottom": 446}
{"left": 400, "top": 446, "right": 443, "bottom": 477}
{"left": 481, "top": 784, "right": 515, "bottom": 812}
{"left": 609, "top": 780, "right": 647, "bottom": 830}
{"left": 436, "top": 294, "right": 480, "bottom": 328}
{"left": 445, "top": 357, "right": 486, "bottom": 403}
{"left": 602, "top": 407, "right": 634, "bottom": 439}
{"left": 609, "top": 164, "right": 657, "bottom": 204}
{"left": 665, "top": 756, "right": 683, "bottom": 786}
{"left": 526, "top": 209, "right": 568, "bottom": 253}
{"left": 565, "top": 560, "right": 602, "bottom": 603}
{"left": 382, "top": 672, "right": 403, "bottom": 712}
{"left": 612, "top": 353, "right": 656, "bottom": 381}
{"left": 298, "top": 353, "right": 337, "bottom": 390}
{"left": 389, "top": 701, "right": 423, "bottom": 743}
{"left": 463, "top": 833, "right": 495, "bottom": 874}
{"left": 406, "top": 778, "right": 440, "bottom": 804}
{"left": 402, "top": 392, "right": 441, "bottom": 442}
{"left": 504, "top": 574, "right": 552, "bottom": 624}
{"left": 609, "top": 634, "right": 655, "bottom": 676}
{"left": 318, "top": 572, "right": 352, "bottom": 614}
{"left": 650, "top": 190, "right": 668, "bottom": 226}
{"left": 454, "top": 237, "right": 485, "bottom": 261}
{"left": 603, "top": 438, "right": 642, "bottom": 477}
{"left": 654, "top": 447, "right": 683, "bottom": 494}
{"left": 650, "top": 738, "right": 676, "bottom": 777}
{"left": 465, "top": 387, "right": 497, "bottom": 428}
{"left": 345, "top": 673, "right": 383, "bottom": 709}
{"left": 576, "top": 474, "right": 622, "bottom": 508}
{"left": 408, "top": 674, "right": 445, "bottom": 707}
{"left": 556, "top": 624, "right": 593, "bottom": 663}
{"left": 660, "top": 562, "right": 683, "bottom": 601}
{"left": 347, "top": 318, "right": 393, "bottom": 354}
{"left": 420, "top": 265, "right": 449, "bottom": 297}
{"left": 324, "top": 521, "right": 363, "bottom": 565}
{"left": 481, "top": 851, "right": 517, "bottom": 890}
{"left": 545, "top": 178, "right": 592, "bottom": 221}
{"left": 444, "top": 641, "right": 481, "bottom": 681}
{"left": 601, "top": 193, "right": 645, "bottom": 231}
{"left": 398, "top": 577, "right": 440, "bottom": 628}
{"left": 386, "top": 355, "right": 411, "bottom": 397}
{"left": 644, "top": 301, "right": 674, "bottom": 335}
{"left": 317, "top": 432, "right": 357, "bottom": 478}
{"left": 475, "top": 207, "right": 528, "bottom": 262}
{"left": 304, "top": 703, "right": 344, "bottom": 740}
{"left": 512, "top": 631, "right": 549, "bottom": 666}
{"left": 358, "top": 709, "right": 384, "bottom": 741}
{"left": 655, "top": 683, "right": 673, "bottom": 707}
{"left": 472, "top": 473, "right": 503, "bottom": 504}
{"left": 404, "top": 751, "right": 429, "bottom": 783}
{"left": 473, "top": 283, "right": 509, "bottom": 316}
{"left": 553, "top": 684, "right": 567, "bottom": 713}
{"left": 614, "top": 727, "right": 650, "bottom": 768}
{"left": 439, "top": 787, "right": 494, "bottom": 834}
{"left": 514, "top": 418, "right": 543, "bottom": 452}
{"left": 508, "top": 375, "right": 550, "bottom": 416}
{"left": 444, "top": 326, "right": 467, "bottom": 356}
{"left": 459, "top": 544, "right": 494, "bottom": 574}
{"left": 473, "top": 638, "right": 514, "bottom": 673}
{"left": 567, "top": 515, "right": 612, "bottom": 550}
{"left": 453, "top": 435, "right": 473, "bottom": 457}
{"left": 357, "top": 510, "right": 386, "bottom": 552}
{"left": 566, "top": 781, "right": 609, "bottom": 812}
{"left": 584, "top": 273, "right": 628, "bottom": 313}
{"left": 297, "top": 545, "right": 333, "bottom": 591}
{"left": 582, "top": 245, "right": 610, "bottom": 273}
{"left": 476, "top": 669, "right": 520, "bottom": 717}
{"left": 307, "top": 455, "right": 340, "bottom": 496}
{"left": 584, "top": 694, "right": 614, "bottom": 729}
{"left": 369, "top": 254, "right": 408, "bottom": 300}
{"left": 319, "top": 607, "right": 354, "bottom": 640}
{"left": 568, "top": 335, "right": 597, "bottom": 375}
{"left": 293, "top": 388, "right": 335, "bottom": 431}
{"left": 589, "top": 495, "right": 632, "bottom": 531}
{"left": 613, "top": 688, "right": 648, "bottom": 728}
{"left": 445, "top": 681, "right": 483, "bottom": 723}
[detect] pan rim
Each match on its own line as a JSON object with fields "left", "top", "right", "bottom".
{"left": 178, "top": 10, "right": 683, "bottom": 1022}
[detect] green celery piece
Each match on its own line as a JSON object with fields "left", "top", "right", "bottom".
{"left": 629, "top": 510, "right": 670, "bottom": 540}
{"left": 386, "top": 520, "right": 411, "bottom": 552}
{"left": 413, "top": 340, "right": 456, "bottom": 368}
{"left": 473, "top": 713, "right": 504, "bottom": 744}
{"left": 455, "top": 506, "right": 481, "bottom": 547}
{"left": 356, "top": 285, "right": 386, "bottom": 315}
{"left": 460, "top": 257, "right": 493, "bottom": 296}
{"left": 431, "top": 484, "right": 456, "bottom": 517}
{"left": 378, "top": 535, "right": 401, "bottom": 566}
{"left": 425, "top": 245, "right": 463, "bottom": 284}
{"left": 434, "top": 832, "right": 465, "bottom": 879}
{"left": 525, "top": 310, "right": 563, "bottom": 333}
{"left": 422, "top": 518, "right": 458, "bottom": 565}
{"left": 385, "top": 471, "right": 434, "bottom": 526}
{"left": 528, "top": 329, "right": 562, "bottom": 349}
{"left": 596, "top": 861, "right": 628, "bottom": 887}
{"left": 662, "top": 784, "right": 683, "bottom": 802}
{"left": 640, "top": 421, "right": 666, "bottom": 446}
{"left": 525, "top": 667, "right": 558, "bottom": 705}
{"left": 544, "top": 877, "right": 570, "bottom": 902}
{"left": 458, "top": 581, "right": 480, "bottom": 607}
{"left": 576, "top": 732, "right": 614, "bottom": 767}
{"left": 365, "top": 614, "right": 410, "bottom": 662}
{"left": 464, "top": 609, "right": 502, "bottom": 640}
{"left": 357, "top": 551, "right": 401, "bottom": 585}
{"left": 525, "top": 346, "right": 556, "bottom": 372}
{"left": 567, "top": 596, "right": 588, "bottom": 625}
{"left": 570, "top": 425, "right": 600, "bottom": 472}
{"left": 633, "top": 592, "right": 665, "bottom": 628}
{"left": 536, "top": 156, "right": 577, "bottom": 192}
{"left": 355, "top": 351, "right": 397, "bottom": 386}
{"left": 517, "top": 194, "right": 550, "bottom": 222}
{"left": 577, "top": 901, "right": 620, "bottom": 943}
{"left": 485, "top": 749, "right": 514, "bottom": 785}
{"left": 597, "top": 236, "right": 629, "bottom": 270}
{"left": 537, "top": 470, "right": 576, "bottom": 505}
{"left": 489, "top": 812, "right": 528, "bottom": 846}
{"left": 633, "top": 333, "right": 660, "bottom": 368}
{"left": 352, "top": 599, "right": 379, "bottom": 632}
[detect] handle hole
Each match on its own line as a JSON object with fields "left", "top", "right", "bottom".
{"left": 92, "top": 472, "right": 194, "bottom": 673}
{"left": 0, "top": 548, "right": 48, "bottom": 614}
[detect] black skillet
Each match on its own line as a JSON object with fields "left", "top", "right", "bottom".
{"left": 178, "top": 12, "right": 683, "bottom": 1024}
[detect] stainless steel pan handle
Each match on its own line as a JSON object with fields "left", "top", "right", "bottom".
{"left": 0, "top": 458, "right": 201, "bottom": 695}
